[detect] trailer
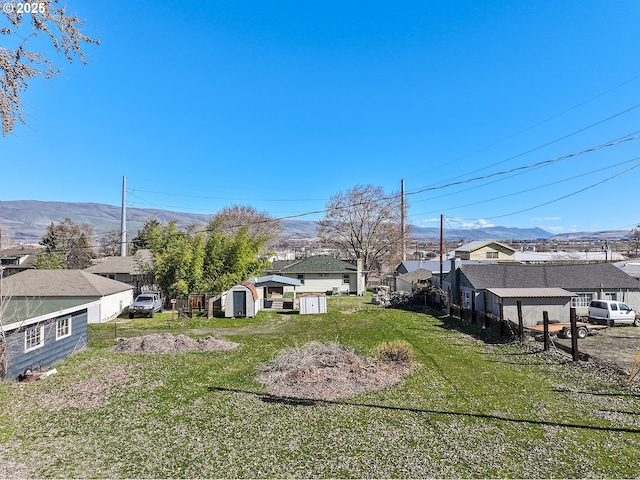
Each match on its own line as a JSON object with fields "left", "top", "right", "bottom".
{"left": 526, "top": 322, "right": 609, "bottom": 339}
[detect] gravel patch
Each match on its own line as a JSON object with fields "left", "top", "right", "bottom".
{"left": 111, "top": 333, "right": 239, "bottom": 354}
{"left": 0, "top": 453, "right": 31, "bottom": 479}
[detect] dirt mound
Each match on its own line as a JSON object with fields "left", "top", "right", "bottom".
{"left": 257, "top": 341, "right": 415, "bottom": 401}
{"left": 111, "top": 333, "right": 239, "bottom": 354}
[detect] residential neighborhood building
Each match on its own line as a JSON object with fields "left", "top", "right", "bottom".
{"left": 2, "top": 269, "right": 134, "bottom": 323}
{"left": 266, "top": 255, "right": 365, "bottom": 295}
{"left": 85, "top": 249, "right": 154, "bottom": 294}
{"left": 452, "top": 240, "right": 517, "bottom": 261}
{"left": 483, "top": 287, "right": 575, "bottom": 326}
{"left": 444, "top": 262, "right": 640, "bottom": 322}
{"left": 394, "top": 268, "right": 432, "bottom": 293}
{"left": 1, "top": 298, "right": 91, "bottom": 380}
{"left": 515, "top": 250, "right": 626, "bottom": 264}
{"left": 0, "top": 246, "right": 39, "bottom": 276}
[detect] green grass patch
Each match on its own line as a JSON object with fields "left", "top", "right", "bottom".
{"left": 1, "top": 307, "right": 640, "bottom": 478}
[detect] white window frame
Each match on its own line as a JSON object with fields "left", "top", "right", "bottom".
{"left": 25, "top": 326, "right": 44, "bottom": 352}
{"left": 342, "top": 274, "right": 350, "bottom": 285}
{"left": 297, "top": 274, "right": 305, "bottom": 285}
{"left": 571, "top": 293, "right": 593, "bottom": 308}
{"left": 56, "top": 317, "right": 72, "bottom": 340}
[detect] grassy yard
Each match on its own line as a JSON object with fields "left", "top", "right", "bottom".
{"left": 1, "top": 301, "right": 640, "bottom": 478}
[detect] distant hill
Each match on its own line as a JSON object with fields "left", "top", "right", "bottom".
{"left": 411, "top": 225, "right": 554, "bottom": 242}
{"left": 549, "top": 230, "right": 632, "bottom": 241}
{"left": 0, "top": 199, "right": 627, "bottom": 245}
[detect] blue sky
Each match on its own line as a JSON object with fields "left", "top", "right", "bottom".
{"left": 2, "top": 0, "right": 640, "bottom": 234}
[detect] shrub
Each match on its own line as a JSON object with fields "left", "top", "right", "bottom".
{"left": 373, "top": 340, "right": 414, "bottom": 365}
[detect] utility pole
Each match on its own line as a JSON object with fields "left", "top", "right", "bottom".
{"left": 120, "top": 176, "right": 127, "bottom": 257}
{"left": 401, "top": 179, "right": 406, "bottom": 261}
{"left": 439, "top": 214, "right": 444, "bottom": 308}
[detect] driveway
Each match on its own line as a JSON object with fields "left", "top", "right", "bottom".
{"left": 555, "top": 325, "right": 640, "bottom": 375}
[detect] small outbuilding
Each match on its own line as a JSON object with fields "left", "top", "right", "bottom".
{"left": 299, "top": 293, "right": 327, "bottom": 315}
{"left": 484, "top": 287, "right": 574, "bottom": 326}
{"left": 225, "top": 282, "right": 260, "bottom": 318}
{"left": 1, "top": 298, "right": 91, "bottom": 380}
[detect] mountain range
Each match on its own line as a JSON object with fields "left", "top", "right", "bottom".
{"left": 0, "top": 200, "right": 632, "bottom": 245}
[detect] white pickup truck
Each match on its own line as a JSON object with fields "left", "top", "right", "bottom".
{"left": 129, "top": 292, "right": 163, "bottom": 318}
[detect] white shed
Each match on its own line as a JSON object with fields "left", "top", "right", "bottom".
{"left": 299, "top": 293, "right": 327, "bottom": 315}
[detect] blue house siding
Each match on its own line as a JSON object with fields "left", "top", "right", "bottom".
{"left": 3, "top": 309, "right": 88, "bottom": 381}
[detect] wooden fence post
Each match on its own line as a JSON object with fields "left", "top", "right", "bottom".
{"left": 499, "top": 303, "right": 505, "bottom": 336}
{"left": 517, "top": 300, "right": 524, "bottom": 340}
{"left": 471, "top": 290, "right": 476, "bottom": 324}
{"left": 570, "top": 308, "right": 579, "bottom": 362}
{"left": 543, "top": 311, "right": 549, "bottom": 351}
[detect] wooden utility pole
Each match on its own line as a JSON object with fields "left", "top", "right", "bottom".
{"left": 439, "top": 214, "right": 444, "bottom": 309}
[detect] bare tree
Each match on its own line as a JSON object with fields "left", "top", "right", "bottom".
{"left": 211, "top": 205, "right": 282, "bottom": 250}
{"left": 630, "top": 224, "right": 640, "bottom": 257}
{"left": 1, "top": 1, "right": 98, "bottom": 135}
{"left": 317, "top": 184, "right": 409, "bottom": 274}
{"left": 0, "top": 223, "right": 13, "bottom": 249}
{"left": 98, "top": 229, "right": 122, "bottom": 258}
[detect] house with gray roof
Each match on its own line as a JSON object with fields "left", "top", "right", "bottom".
{"left": 266, "top": 255, "right": 365, "bottom": 295}
{"left": 1, "top": 297, "right": 92, "bottom": 380}
{"left": 85, "top": 249, "right": 154, "bottom": 295}
{"left": 445, "top": 262, "right": 640, "bottom": 320}
{"left": 0, "top": 246, "right": 39, "bottom": 276}
{"left": 2, "top": 269, "right": 134, "bottom": 323}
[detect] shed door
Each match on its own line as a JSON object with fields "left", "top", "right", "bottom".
{"left": 233, "top": 290, "right": 246, "bottom": 317}
{"left": 307, "top": 297, "right": 319, "bottom": 314}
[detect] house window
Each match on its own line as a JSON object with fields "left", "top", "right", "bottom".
{"left": 343, "top": 274, "right": 350, "bottom": 285}
{"left": 571, "top": 293, "right": 592, "bottom": 308}
{"left": 56, "top": 317, "right": 72, "bottom": 340}
{"left": 486, "top": 252, "right": 498, "bottom": 259}
{"left": 297, "top": 274, "right": 305, "bottom": 285}
{"left": 25, "top": 326, "right": 44, "bottom": 352}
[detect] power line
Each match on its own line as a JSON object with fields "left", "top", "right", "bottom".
{"left": 409, "top": 156, "right": 640, "bottom": 218}
{"left": 407, "top": 83, "right": 640, "bottom": 184}
{"left": 483, "top": 163, "right": 640, "bottom": 221}
{"left": 128, "top": 188, "right": 326, "bottom": 203}
{"left": 405, "top": 132, "right": 640, "bottom": 198}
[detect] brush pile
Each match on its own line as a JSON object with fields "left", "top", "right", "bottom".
{"left": 257, "top": 341, "right": 415, "bottom": 401}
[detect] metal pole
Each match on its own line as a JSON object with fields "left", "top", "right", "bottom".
{"left": 120, "top": 176, "right": 127, "bottom": 257}
{"left": 401, "top": 179, "right": 406, "bottom": 262}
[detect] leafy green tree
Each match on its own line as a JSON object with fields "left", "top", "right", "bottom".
{"left": 131, "top": 218, "right": 162, "bottom": 253}
{"left": 136, "top": 219, "right": 270, "bottom": 299}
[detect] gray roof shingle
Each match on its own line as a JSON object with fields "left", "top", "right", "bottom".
{"left": 85, "top": 249, "right": 153, "bottom": 275}
{"left": 3, "top": 269, "right": 134, "bottom": 297}
{"left": 278, "top": 255, "right": 358, "bottom": 274}
{"left": 460, "top": 263, "right": 640, "bottom": 290}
